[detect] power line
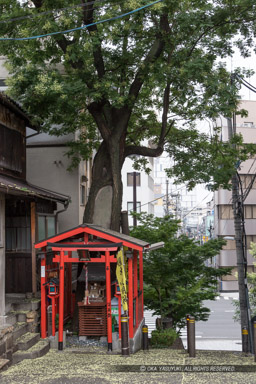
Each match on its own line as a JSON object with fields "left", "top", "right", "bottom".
{"left": 182, "top": 192, "right": 212, "bottom": 219}
{"left": 235, "top": 74, "right": 256, "bottom": 94}
{"left": 247, "top": 156, "right": 256, "bottom": 175}
{"left": 0, "top": 0, "right": 162, "bottom": 41}
{"left": 140, "top": 182, "right": 188, "bottom": 208}
{"left": 235, "top": 74, "right": 256, "bottom": 92}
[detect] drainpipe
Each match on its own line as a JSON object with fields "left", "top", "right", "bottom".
{"left": 55, "top": 200, "right": 70, "bottom": 233}
{"left": 26, "top": 131, "right": 41, "bottom": 140}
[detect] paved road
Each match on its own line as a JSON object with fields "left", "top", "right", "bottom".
{"left": 145, "top": 293, "right": 242, "bottom": 351}
{"left": 195, "top": 296, "right": 240, "bottom": 338}
{"left": 182, "top": 293, "right": 242, "bottom": 351}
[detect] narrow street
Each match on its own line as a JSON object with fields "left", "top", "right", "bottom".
{"left": 182, "top": 294, "right": 242, "bottom": 351}
{"left": 145, "top": 293, "right": 242, "bottom": 351}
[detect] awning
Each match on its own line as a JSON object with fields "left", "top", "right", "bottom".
{"left": 0, "top": 174, "right": 70, "bottom": 205}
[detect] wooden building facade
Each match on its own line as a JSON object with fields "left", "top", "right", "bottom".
{"left": 0, "top": 92, "right": 69, "bottom": 325}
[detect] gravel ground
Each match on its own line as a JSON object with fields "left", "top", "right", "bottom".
{"left": 66, "top": 335, "right": 108, "bottom": 348}
{"left": 1, "top": 347, "right": 256, "bottom": 384}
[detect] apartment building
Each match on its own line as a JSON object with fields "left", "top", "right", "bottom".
{"left": 214, "top": 100, "right": 256, "bottom": 291}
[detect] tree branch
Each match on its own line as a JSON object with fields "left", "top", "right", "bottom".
{"left": 32, "top": 0, "right": 85, "bottom": 72}
{"left": 87, "top": 102, "right": 111, "bottom": 140}
{"left": 187, "top": 9, "right": 256, "bottom": 58}
{"left": 125, "top": 77, "right": 173, "bottom": 159}
{"left": 127, "top": 13, "right": 170, "bottom": 107}
{"left": 81, "top": 0, "right": 105, "bottom": 79}
{"left": 125, "top": 144, "right": 164, "bottom": 158}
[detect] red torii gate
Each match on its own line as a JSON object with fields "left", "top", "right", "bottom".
{"left": 35, "top": 224, "right": 149, "bottom": 351}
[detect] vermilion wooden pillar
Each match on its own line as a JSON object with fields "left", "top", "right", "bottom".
{"left": 41, "top": 247, "right": 47, "bottom": 339}
{"left": 105, "top": 250, "right": 112, "bottom": 351}
{"left": 128, "top": 256, "right": 133, "bottom": 338}
{"left": 133, "top": 251, "right": 138, "bottom": 328}
{"left": 51, "top": 295, "right": 59, "bottom": 337}
{"left": 67, "top": 251, "right": 72, "bottom": 316}
{"left": 139, "top": 250, "right": 143, "bottom": 317}
{"left": 58, "top": 251, "right": 65, "bottom": 350}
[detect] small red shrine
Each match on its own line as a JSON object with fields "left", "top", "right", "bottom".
{"left": 35, "top": 224, "right": 149, "bottom": 352}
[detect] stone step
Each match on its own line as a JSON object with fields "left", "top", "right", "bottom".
{"left": 12, "top": 301, "right": 32, "bottom": 312}
{"left": 12, "top": 339, "right": 50, "bottom": 364}
{"left": 13, "top": 322, "right": 29, "bottom": 343}
{"left": 16, "top": 332, "right": 40, "bottom": 351}
{"left": 16, "top": 311, "right": 29, "bottom": 323}
{"left": 5, "top": 313, "right": 17, "bottom": 327}
{"left": 0, "top": 358, "right": 10, "bottom": 372}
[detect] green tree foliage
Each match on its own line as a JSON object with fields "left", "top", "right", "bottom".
{"left": 130, "top": 213, "right": 231, "bottom": 330}
{"left": 233, "top": 242, "right": 256, "bottom": 323}
{"left": 1, "top": 1, "right": 256, "bottom": 228}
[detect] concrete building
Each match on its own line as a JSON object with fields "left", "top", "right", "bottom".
{"left": 121, "top": 154, "right": 154, "bottom": 226}
{"left": 26, "top": 131, "right": 92, "bottom": 234}
{"left": 154, "top": 156, "right": 210, "bottom": 236}
{"left": 214, "top": 100, "right": 256, "bottom": 291}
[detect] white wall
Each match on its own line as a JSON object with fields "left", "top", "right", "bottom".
{"left": 122, "top": 156, "right": 154, "bottom": 226}
{"left": 26, "top": 130, "right": 93, "bottom": 232}
{"left": 26, "top": 146, "right": 82, "bottom": 233}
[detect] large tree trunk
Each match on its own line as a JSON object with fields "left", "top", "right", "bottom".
{"left": 83, "top": 136, "right": 124, "bottom": 231}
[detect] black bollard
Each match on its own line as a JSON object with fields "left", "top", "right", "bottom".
{"left": 186, "top": 315, "right": 190, "bottom": 354}
{"left": 121, "top": 315, "right": 129, "bottom": 356}
{"left": 188, "top": 316, "right": 195, "bottom": 358}
{"left": 242, "top": 327, "right": 249, "bottom": 353}
{"left": 142, "top": 325, "right": 149, "bottom": 350}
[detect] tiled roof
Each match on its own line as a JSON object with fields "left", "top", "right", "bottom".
{"left": 0, "top": 174, "right": 70, "bottom": 205}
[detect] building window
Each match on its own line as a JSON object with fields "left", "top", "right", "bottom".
{"left": 246, "top": 235, "right": 256, "bottom": 246}
{"left": 243, "top": 122, "right": 254, "bottom": 127}
{"left": 6, "top": 216, "right": 31, "bottom": 251}
{"left": 127, "top": 173, "right": 141, "bottom": 187}
{"left": 221, "top": 238, "right": 236, "bottom": 250}
{"left": 244, "top": 205, "right": 256, "bottom": 219}
{"left": 80, "top": 184, "right": 86, "bottom": 205}
{"left": 37, "top": 215, "right": 56, "bottom": 242}
{"left": 219, "top": 205, "right": 234, "bottom": 220}
{"left": 239, "top": 175, "right": 256, "bottom": 189}
{"left": 127, "top": 202, "right": 141, "bottom": 214}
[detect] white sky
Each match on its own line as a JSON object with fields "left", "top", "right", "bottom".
{"left": 226, "top": 46, "right": 256, "bottom": 101}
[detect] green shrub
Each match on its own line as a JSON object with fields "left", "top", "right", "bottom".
{"left": 151, "top": 328, "right": 178, "bottom": 348}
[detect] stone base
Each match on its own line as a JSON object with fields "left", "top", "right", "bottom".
{"left": 112, "top": 332, "right": 120, "bottom": 352}
{"left": 49, "top": 331, "right": 66, "bottom": 349}
{"left": 129, "top": 318, "right": 145, "bottom": 354}
{"left": 79, "top": 336, "right": 87, "bottom": 342}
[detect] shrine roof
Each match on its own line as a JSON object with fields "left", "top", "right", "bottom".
{"left": 35, "top": 223, "right": 149, "bottom": 251}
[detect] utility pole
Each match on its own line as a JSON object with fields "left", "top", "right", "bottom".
{"left": 133, "top": 171, "right": 137, "bottom": 227}
{"left": 227, "top": 116, "right": 252, "bottom": 353}
{"left": 166, "top": 179, "right": 169, "bottom": 215}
